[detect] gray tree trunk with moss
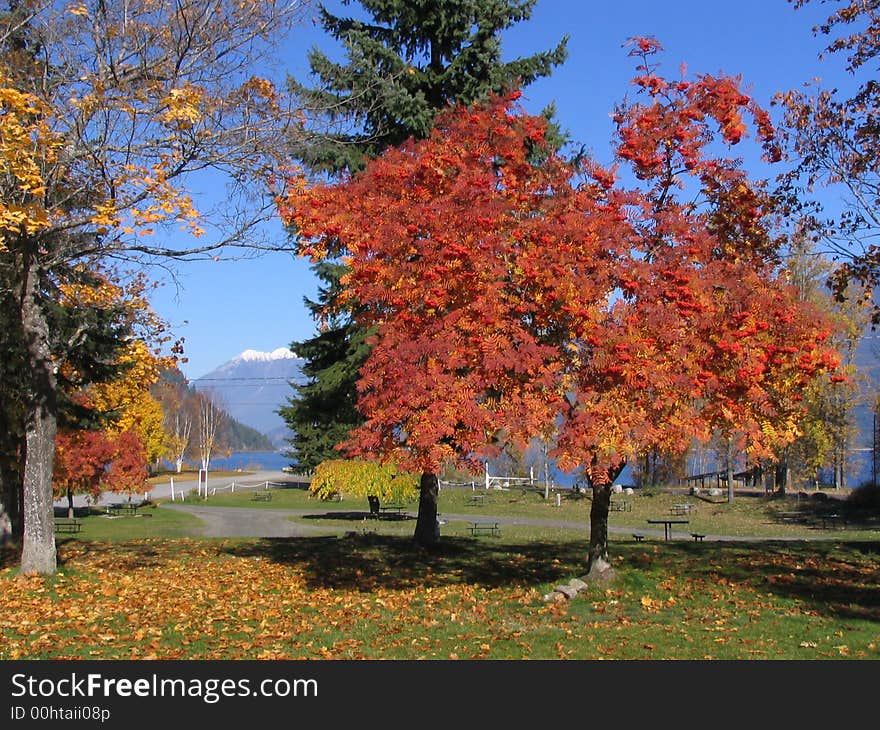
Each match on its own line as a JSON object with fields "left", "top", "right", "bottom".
{"left": 20, "top": 262, "right": 58, "bottom": 575}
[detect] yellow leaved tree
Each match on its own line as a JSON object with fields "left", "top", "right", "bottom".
{"left": 1, "top": 1, "right": 311, "bottom": 574}
{"left": 311, "top": 460, "right": 419, "bottom": 504}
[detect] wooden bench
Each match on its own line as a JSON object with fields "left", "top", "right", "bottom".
{"left": 691, "top": 532, "right": 706, "bottom": 542}
{"left": 107, "top": 503, "right": 140, "bottom": 516}
{"left": 251, "top": 491, "right": 272, "bottom": 502}
{"left": 632, "top": 533, "right": 645, "bottom": 542}
{"left": 469, "top": 521, "right": 500, "bottom": 537}
{"left": 54, "top": 518, "right": 82, "bottom": 534}
{"left": 380, "top": 504, "right": 405, "bottom": 515}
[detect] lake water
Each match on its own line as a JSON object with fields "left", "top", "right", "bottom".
{"left": 182, "top": 452, "right": 634, "bottom": 485}
{"left": 180, "top": 451, "right": 294, "bottom": 473}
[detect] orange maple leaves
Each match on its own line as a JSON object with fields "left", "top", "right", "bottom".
{"left": 279, "top": 46, "right": 841, "bottom": 483}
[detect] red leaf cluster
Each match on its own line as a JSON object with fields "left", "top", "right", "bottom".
{"left": 279, "top": 55, "right": 841, "bottom": 482}
{"left": 54, "top": 428, "right": 148, "bottom": 501}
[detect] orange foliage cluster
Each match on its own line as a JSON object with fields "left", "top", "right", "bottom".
{"left": 280, "top": 41, "right": 842, "bottom": 485}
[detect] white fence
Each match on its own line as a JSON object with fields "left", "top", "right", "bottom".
{"left": 439, "top": 464, "right": 538, "bottom": 491}
{"left": 168, "top": 478, "right": 288, "bottom": 501}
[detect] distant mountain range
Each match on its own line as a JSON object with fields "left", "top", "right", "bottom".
{"left": 191, "top": 336, "right": 880, "bottom": 485}
{"left": 192, "top": 348, "right": 305, "bottom": 449}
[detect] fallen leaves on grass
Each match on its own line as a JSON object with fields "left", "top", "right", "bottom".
{"left": 1, "top": 538, "right": 878, "bottom": 660}
{"left": 0, "top": 539, "right": 546, "bottom": 660}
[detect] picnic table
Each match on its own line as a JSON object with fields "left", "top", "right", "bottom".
{"left": 54, "top": 518, "right": 82, "bottom": 533}
{"left": 646, "top": 518, "right": 689, "bottom": 540}
{"left": 251, "top": 491, "right": 272, "bottom": 502}
{"left": 469, "top": 521, "right": 501, "bottom": 537}
{"left": 671, "top": 502, "right": 696, "bottom": 515}
{"left": 106, "top": 502, "right": 140, "bottom": 517}
{"left": 609, "top": 499, "right": 631, "bottom": 512}
{"left": 468, "top": 494, "right": 486, "bottom": 506}
{"left": 380, "top": 504, "right": 405, "bottom": 515}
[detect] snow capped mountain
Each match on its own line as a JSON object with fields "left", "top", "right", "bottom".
{"left": 192, "top": 348, "right": 305, "bottom": 446}
{"left": 238, "top": 347, "right": 297, "bottom": 363}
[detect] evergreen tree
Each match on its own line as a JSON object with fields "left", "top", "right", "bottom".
{"left": 282, "top": 0, "right": 568, "bottom": 469}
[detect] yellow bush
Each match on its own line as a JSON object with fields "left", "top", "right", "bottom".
{"left": 310, "top": 459, "right": 418, "bottom": 502}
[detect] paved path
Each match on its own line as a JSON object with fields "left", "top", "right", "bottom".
{"left": 162, "top": 504, "right": 333, "bottom": 538}
{"left": 157, "top": 503, "right": 818, "bottom": 542}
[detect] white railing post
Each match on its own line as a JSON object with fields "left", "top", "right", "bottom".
{"left": 170, "top": 477, "right": 175, "bottom": 502}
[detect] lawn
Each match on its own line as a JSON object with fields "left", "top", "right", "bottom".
{"left": 173, "top": 482, "right": 880, "bottom": 541}
{"left": 1, "top": 529, "right": 877, "bottom": 660}
{"left": 3, "top": 484, "right": 875, "bottom": 660}
{"left": 52, "top": 503, "right": 205, "bottom": 540}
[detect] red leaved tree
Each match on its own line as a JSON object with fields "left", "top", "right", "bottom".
{"left": 54, "top": 428, "right": 148, "bottom": 518}
{"left": 282, "top": 41, "right": 841, "bottom": 569}
{"left": 283, "top": 92, "right": 598, "bottom": 545}
{"left": 551, "top": 40, "right": 840, "bottom": 570}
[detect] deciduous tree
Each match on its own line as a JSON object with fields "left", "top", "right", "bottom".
{"left": 283, "top": 42, "right": 842, "bottom": 572}
{"left": 0, "top": 0, "right": 310, "bottom": 574}
{"left": 310, "top": 459, "right": 418, "bottom": 503}
{"left": 779, "top": 0, "right": 880, "bottom": 318}
{"left": 53, "top": 427, "right": 147, "bottom": 518}
{"left": 195, "top": 390, "right": 226, "bottom": 474}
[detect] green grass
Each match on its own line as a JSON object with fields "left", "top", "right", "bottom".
{"left": 2, "top": 535, "right": 877, "bottom": 659}
{"left": 188, "top": 483, "right": 880, "bottom": 541}
{"left": 177, "top": 484, "right": 321, "bottom": 509}
{"left": 54, "top": 504, "right": 204, "bottom": 540}
{"left": 7, "top": 483, "right": 871, "bottom": 660}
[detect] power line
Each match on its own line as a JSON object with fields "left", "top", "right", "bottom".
{"left": 194, "top": 377, "right": 293, "bottom": 382}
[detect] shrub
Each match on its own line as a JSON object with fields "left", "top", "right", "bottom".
{"left": 310, "top": 459, "right": 419, "bottom": 502}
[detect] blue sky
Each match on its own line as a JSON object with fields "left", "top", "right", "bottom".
{"left": 148, "top": 0, "right": 851, "bottom": 380}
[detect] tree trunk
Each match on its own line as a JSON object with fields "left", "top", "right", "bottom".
{"left": 587, "top": 482, "right": 612, "bottom": 574}
{"left": 21, "top": 398, "right": 58, "bottom": 574}
{"left": 0, "top": 460, "right": 22, "bottom": 546}
{"left": 413, "top": 471, "right": 439, "bottom": 547}
{"left": 19, "top": 262, "right": 58, "bottom": 575}
{"left": 67, "top": 486, "right": 74, "bottom": 519}
{"left": 775, "top": 455, "right": 789, "bottom": 496}
{"left": 726, "top": 437, "right": 735, "bottom": 503}
{"left": 585, "top": 463, "right": 626, "bottom": 575}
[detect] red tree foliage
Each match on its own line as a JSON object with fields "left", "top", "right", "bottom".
{"left": 280, "top": 40, "right": 841, "bottom": 563}
{"left": 54, "top": 428, "right": 148, "bottom": 516}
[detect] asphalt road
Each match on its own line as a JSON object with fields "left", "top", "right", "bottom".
{"left": 54, "top": 470, "right": 298, "bottom": 508}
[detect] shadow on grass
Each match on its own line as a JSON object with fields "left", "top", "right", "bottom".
{"left": 300, "top": 511, "right": 415, "bottom": 523}
{"left": 8, "top": 531, "right": 878, "bottom": 626}
{"left": 655, "top": 539, "right": 880, "bottom": 623}
{"left": 221, "top": 534, "right": 586, "bottom": 591}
